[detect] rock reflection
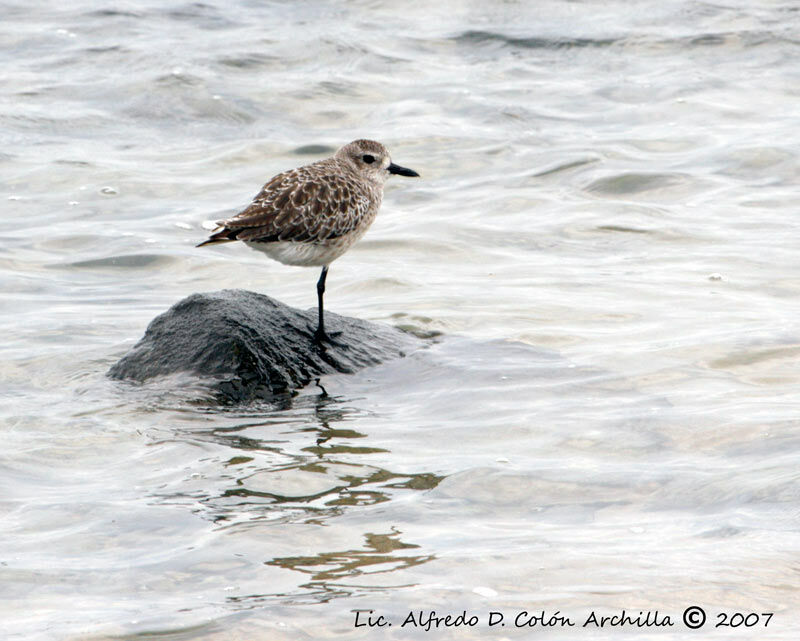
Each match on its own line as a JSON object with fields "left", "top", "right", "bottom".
{"left": 163, "top": 387, "right": 443, "bottom": 592}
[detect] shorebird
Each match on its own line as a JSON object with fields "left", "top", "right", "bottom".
{"left": 197, "top": 139, "right": 419, "bottom": 344}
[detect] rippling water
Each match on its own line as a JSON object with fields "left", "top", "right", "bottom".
{"left": 3, "top": 1, "right": 800, "bottom": 639}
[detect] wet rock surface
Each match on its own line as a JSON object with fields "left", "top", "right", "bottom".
{"left": 108, "top": 289, "right": 420, "bottom": 402}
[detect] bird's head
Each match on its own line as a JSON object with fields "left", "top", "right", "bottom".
{"left": 335, "top": 139, "right": 420, "bottom": 184}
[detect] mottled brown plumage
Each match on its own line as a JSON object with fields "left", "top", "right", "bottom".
{"left": 197, "top": 139, "right": 419, "bottom": 343}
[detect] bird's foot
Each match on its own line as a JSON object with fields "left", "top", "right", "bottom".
{"left": 313, "top": 326, "right": 343, "bottom": 347}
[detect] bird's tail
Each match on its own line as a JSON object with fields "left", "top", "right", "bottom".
{"left": 196, "top": 227, "right": 238, "bottom": 248}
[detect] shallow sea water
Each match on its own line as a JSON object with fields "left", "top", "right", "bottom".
{"left": 3, "top": 1, "right": 800, "bottom": 639}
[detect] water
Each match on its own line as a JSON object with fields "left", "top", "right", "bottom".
{"left": 3, "top": 1, "right": 799, "bottom": 639}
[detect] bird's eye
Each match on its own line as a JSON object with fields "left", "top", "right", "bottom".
{"left": 362, "top": 154, "right": 375, "bottom": 164}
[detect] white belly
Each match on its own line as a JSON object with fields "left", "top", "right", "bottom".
{"left": 243, "top": 237, "right": 356, "bottom": 267}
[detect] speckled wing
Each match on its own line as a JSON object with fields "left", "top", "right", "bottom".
{"left": 197, "top": 164, "right": 374, "bottom": 246}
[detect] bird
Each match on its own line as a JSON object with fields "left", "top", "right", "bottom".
{"left": 197, "top": 139, "right": 419, "bottom": 345}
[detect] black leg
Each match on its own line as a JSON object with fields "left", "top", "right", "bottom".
{"left": 314, "top": 265, "right": 329, "bottom": 343}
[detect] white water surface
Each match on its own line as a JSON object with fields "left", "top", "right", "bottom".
{"left": 2, "top": 1, "right": 799, "bottom": 639}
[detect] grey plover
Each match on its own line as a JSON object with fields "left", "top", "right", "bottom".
{"left": 197, "top": 139, "right": 419, "bottom": 343}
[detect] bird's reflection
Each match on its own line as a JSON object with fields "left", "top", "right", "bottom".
{"left": 154, "top": 384, "right": 444, "bottom": 605}
{"left": 270, "top": 528, "right": 433, "bottom": 582}
{"left": 228, "top": 529, "right": 435, "bottom": 607}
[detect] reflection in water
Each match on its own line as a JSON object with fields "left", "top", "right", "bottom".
{"left": 260, "top": 529, "right": 434, "bottom": 597}
{"left": 307, "top": 378, "right": 390, "bottom": 455}
{"left": 224, "top": 530, "right": 435, "bottom": 607}
{"left": 154, "top": 386, "right": 442, "bottom": 604}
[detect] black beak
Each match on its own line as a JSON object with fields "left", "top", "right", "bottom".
{"left": 388, "top": 162, "right": 420, "bottom": 177}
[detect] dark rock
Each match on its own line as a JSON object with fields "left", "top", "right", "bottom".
{"left": 108, "top": 289, "right": 419, "bottom": 402}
